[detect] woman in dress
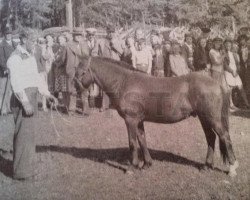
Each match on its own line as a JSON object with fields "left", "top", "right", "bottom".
{"left": 224, "top": 39, "right": 250, "bottom": 110}
{"left": 209, "top": 37, "right": 227, "bottom": 90}
{"left": 193, "top": 37, "right": 210, "bottom": 73}
{"left": 132, "top": 38, "right": 153, "bottom": 75}
{"left": 169, "top": 41, "right": 190, "bottom": 77}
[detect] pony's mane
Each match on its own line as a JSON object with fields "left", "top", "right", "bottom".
{"left": 96, "top": 57, "right": 137, "bottom": 71}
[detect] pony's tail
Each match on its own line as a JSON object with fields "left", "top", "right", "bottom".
{"left": 219, "top": 87, "right": 230, "bottom": 164}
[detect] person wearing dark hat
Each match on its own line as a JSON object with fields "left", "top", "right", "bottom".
{"left": 238, "top": 27, "right": 249, "bottom": 36}
{"left": 0, "top": 28, "right": 15, "bottom": 115}
{"left": 64, "top": 27, "right": 91, "bottom": 115}
{"left": 200, "top": 27, "right": 211, "bottom": 39}
{"left": 0, "top": 27, "right": 15, "bottom": 161}
{"left": 224, "top": 39, "right": 250, "bottom": 110}
{"left": 100, "top": 26, "right": 123, "bottom": 61}
{"left": 181, "top": 33, "right": 195, "bottom": 71}
{"left": 151, "top": 34, "right": 165, "bottom": 77}
{"left": 193, "top": 37, "right": 210, "bottom": 72}
{"left": 209, "top": 37, "right": 227, "bottom": 89}
{"left": 97, "top": 26, "right": 124, "bottom": 111}
{"left": 84, "top": 27, "right": 104, "bottom": 111}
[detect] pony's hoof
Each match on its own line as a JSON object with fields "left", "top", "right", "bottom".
{"left": 142, "top": 161, "right": 152, "bottom": 169}
{"left": 228, "top": 160, "right": 239, "bottom": 178}
{"left": 200, "top": 164, "right": 213, "bottom": 172}
{"left": 125, "top": 169, "right": 134, "bottom": 175}
{"left": 228, "top": 170, "right": 237, "bottom": 178}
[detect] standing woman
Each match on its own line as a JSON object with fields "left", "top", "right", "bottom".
{"left": 53, "top": 34, "right": 68, "bottom": 110}
{"left": 209, "top": 37, "right": 227, "bottom": 89}
{"left": 132, "top": 38, "right": 153, "bottom": 75}
{"left": 43, "top": 34, "right": 55, "bottom": 93}
{"left": 181, "top": 33, "right": 195, "bottom": 71}
{"left": 193, "top": 37, "right": 211, "bottom": 74}
{"left": 224, "top": 39, "right": 250, "bottom": 110}
{"left": 169, "top": 41, "right": 190, "bottom": 77}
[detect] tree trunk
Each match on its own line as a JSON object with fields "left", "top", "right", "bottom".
{"left": 66, "top": 0, "right": 73, "bottom": 31}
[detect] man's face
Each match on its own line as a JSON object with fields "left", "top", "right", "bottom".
{"left": 172, "top": 44, "right": 180, "bottom": 54}
{"left": 247, "top": 39, "right": 250, "bottom": 49}
{"left": 186, "top": 37, "right": 193, "bottom": 45}
{"left": 214, "top": 42, "right": 222, "bottom": 50}
{"left": 46, "top": 35, "right": 54, "bottom": 46}
{"left": 26, "top": 40, "right": 35, "bottom": 54}
{"left": 138, "top": 42, "right": 145, "bottom": 51}
{"left": 87, "top": 34, "right": 95, "bottom": 41}
{"left": 73, "top": 35, "right": 82, "bottom": 42}
{"left": 224, "top": 42, "right": 232, "bottom": 51}
{"left": 135, "top": 30, "right": 143, "bottom": 40}
{"left": 21, "top": 37, "right": 27, "bottom": 45}
{"left": 240, "top": 39, "right": 246, "bottom": 47}
{"left": 200, "top": 39, "right": 206, "bottom": 48}
{"left": 58, "top": 36, "right": 66, "bottom": 45}
{"left": 5, "top": 33, "right": 12, "bottom": 41}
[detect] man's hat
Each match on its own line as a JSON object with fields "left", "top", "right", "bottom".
{"left": 171, "top": 40, "right": 181, "bottom": 46}
{"left": 151, "top": 28, "right": 160, "bottom": 35}
{"left": 106, "top": 26, "right": 115, "bottom": 33}
{"left": 184, "top": 33, "right": 192, "bottom": 39}
{"left": 86, "top": 28, "right": 97, "bottom": 35}
{"left": 137, "top": 38, "right": 146, "bottom": 44}
{"left": 201, "top": 27, "right": 211, "bottom": 34}
{"left": 224, "top": 38, "right": 233, "bottom": 44}
{"left": 3, "top": 27, "right": 12, "bottom": 35}
{"left": 213, "top": 37, "right": 223, "bottom": 43}
{"left": 237, "top": 34, "right": 248, "bottom": 42}
{"left": 19, "top": 32, "right": 28, "bottom": 39}
{"left": 72, "top": 27, "right": 83, "bottom": 35}
{"left": 239, "top": 27, "right": 249, "bottom": 33}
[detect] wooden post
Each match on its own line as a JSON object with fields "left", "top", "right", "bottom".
{"left": 66, "top": 0, "right": 73, "bottom": 31}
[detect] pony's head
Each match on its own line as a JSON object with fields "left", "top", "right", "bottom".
{"left": 75, "top": 56, "right": 94, "bottom": 90}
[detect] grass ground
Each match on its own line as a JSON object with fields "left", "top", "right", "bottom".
{"left": 0, "top": 109, "right": 249, "bottom": 200}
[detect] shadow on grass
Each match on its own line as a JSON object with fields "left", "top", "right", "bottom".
{"left": 231, "top": 110, "right": 250, "bottom": 118}
{"left": 0, "top": 149, "right": 13, "bottom": 178}
{"left": 36, "top": 145, "right": 227, "bottom": 174}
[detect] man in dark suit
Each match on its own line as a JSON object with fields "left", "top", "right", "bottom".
{"left": 0, "top": 28, "right": 15, "bottom": 115}
{"left": 65, "top": 28, "right": 90, "bottom": 115}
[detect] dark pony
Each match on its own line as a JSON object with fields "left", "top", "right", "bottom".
{"left": 76, "top": 56, "right": 239, "bottom": 177}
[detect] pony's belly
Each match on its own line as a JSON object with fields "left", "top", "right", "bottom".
{"left": 144, "top": 98, "right": 194, "bottom": 123}
{"left": 144, "top": 109, "right": 193, "bottom": 123}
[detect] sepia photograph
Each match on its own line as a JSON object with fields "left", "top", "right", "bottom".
{"left": 0, "top": 0, "right": 249, "bottom": 199}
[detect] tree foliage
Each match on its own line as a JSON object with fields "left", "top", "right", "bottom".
{"left": 0, "top": 0, "right": 249, "bottom": 32}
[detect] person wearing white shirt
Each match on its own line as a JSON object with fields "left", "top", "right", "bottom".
{"left": 132, "top": 38, "right": 153, "bottom": 75}
{"left": 6, "top": 33, "right": 56, "bottom": 180}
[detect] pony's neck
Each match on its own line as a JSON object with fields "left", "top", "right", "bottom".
{"left": 92, "top": 58, "right": 128, "bottom": 97}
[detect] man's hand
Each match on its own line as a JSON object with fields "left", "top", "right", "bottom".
{"left": 233, "top": 71, "right": 238, "bottom": 77}
{"left": 22, "top": 102, "right": 34, "bottom": 116}
{"left": 45, "top": 95, "right": 58, "bottom": 107}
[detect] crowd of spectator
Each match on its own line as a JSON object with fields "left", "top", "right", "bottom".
{"left": 0, "top": 24, "right": 250, "bottom": 181}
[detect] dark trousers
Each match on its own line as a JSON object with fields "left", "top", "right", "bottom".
{"left": 11, "top": 87, "right": 38, "bottom": 179}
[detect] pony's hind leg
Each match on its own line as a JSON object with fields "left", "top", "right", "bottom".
{"left": 125, "top": 118, "right": 139, "bottom": 168}
{"left": 137, "top": 121, "right": 153, "bottom": 168}
{"left": 211, "top": 121, "right": 238, "bottom": 177}
{"left": 199, "top": 116, "right": 216, "bottom": 170}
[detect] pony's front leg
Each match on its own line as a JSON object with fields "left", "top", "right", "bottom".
{"left": 137, "top": 121, "right": 152, "bottom": 168}
{"left": 125, "top": 119, "right": 139, "bottom": 168}
{"left": 199, "top": 117, "right": 216, "bottom": 170}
